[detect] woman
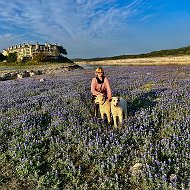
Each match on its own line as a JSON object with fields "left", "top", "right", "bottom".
{"left": 91, "top": 67, "right": 112, "bottom": 117}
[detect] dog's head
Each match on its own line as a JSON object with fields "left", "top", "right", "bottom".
{"left": 111, "top": 97, "right": 120, "bottom": 106}
{"left": 95, "top": 95, "right": 106, "bottom": 105}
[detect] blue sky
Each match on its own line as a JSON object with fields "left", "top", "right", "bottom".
{"left": 0, "top": 0, "right": 190, "bottom": 59}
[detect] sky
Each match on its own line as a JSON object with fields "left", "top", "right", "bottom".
{"left": 0, "top": 0, "right": 190, "bottom": 59}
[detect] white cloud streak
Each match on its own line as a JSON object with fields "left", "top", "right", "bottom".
{"left": 0, "top": 0, "right": 150, "bottom": 57}
{"left": 0, "top": 34, "right": 26, "bottom": 49}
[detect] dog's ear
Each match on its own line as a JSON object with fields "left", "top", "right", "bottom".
{"left": 118, "top": 97, "right": 120, "bottom": 101}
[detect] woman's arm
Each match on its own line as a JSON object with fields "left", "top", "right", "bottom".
{"left": 104, "top": 77, "right": 112, "bottom": 100}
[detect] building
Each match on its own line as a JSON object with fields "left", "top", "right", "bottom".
{"left": 2, "top": 42, "right": 60, "bottom": 61}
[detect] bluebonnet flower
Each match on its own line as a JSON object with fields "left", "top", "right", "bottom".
{"left": 1, "top": 65, "right": 190, "bottom": 189}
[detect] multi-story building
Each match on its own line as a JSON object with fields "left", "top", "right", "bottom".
{"left": 2, "top": 42, "right": 60, "bottom": 61}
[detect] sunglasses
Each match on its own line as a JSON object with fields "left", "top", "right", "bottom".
{"left": 97, "top": 72, "right": 103, "bottom": 73}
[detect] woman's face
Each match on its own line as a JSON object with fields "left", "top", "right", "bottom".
{"left": 96, "top": 71, "right": 103, "bottom": 77}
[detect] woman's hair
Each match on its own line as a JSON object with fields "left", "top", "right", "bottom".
{"left": 95, "top": 67, "right": 104, "bottom": 76}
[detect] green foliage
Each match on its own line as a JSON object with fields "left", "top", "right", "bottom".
{"left": 0, "top": 53, "right": 6, "bottom": 62}
{"left": 73, "top": 45, "right": 190, "bottom": 61}
{"left": 31, "top": 54, "right": 73, "bottom": 64}
{"left": 141, "top": 82, "right": 154, "bottom": 91}
{"left": 32, "top": 53, "right": 47, "bottom": 63}
{"left": 57, "top": 55, "right": 73, "bottom": 63}
{"left": 6, "top": 52, "right": 17, "bottom": 63}
{"left": 57, "top": 45, "right": 67, "bottom": 55}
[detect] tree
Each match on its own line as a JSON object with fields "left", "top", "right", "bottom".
{"left": 57, "top": 46, "right": 67, "bottom": 55}
{"left": 57, "top": 55, "right": 73, "bottom": 63}
{"left": 7, "top": 52, "right": 17, "bottom": 63}
{"left": 0, "top": 53, "right": 6, "bottom": 62}
{"left": 32, "top": 53, "right": 47, "bottom": 62}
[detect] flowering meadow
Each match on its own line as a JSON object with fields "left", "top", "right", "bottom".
{"left": 0, "top": 65, "right": 190, "bottom": 190}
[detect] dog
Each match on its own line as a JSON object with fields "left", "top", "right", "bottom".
{"left": 111, "top": 96, "right": 127, "bottom": 127}
{"left": 94, "top": 95, "right": 111, "bottom": 124}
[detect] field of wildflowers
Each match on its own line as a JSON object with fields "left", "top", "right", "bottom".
{"left": 0, "top": 65, "right": 190, "bottom": 190}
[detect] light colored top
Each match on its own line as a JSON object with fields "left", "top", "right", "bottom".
{"left": 91, "top": 77, "right": 112, "bottom": 100}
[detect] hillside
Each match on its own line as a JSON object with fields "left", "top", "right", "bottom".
{"left": 75, "top": 55, "right": 190, "bottom": 66}
{"left": 73, "top": 45, "right": 190, "bottom": 61}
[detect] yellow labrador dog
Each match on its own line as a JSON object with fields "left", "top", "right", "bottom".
{"left": 111, "top": 97, "right": 127, "bottom": 127}
{"left": 94, "top": 95, "right": 111, "bottom": 124}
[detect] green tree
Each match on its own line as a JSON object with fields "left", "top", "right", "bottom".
{"left": 0, "top": 53, "right": 6, "bottom": 62}
{"left": 7, "top": 52, "right": 17, "bottom": 63}
{"left": 32, "top": 53, "right": 47, "bottom": 62}
{"left": 57, "top": 45, "right": 67, "bottom": 55}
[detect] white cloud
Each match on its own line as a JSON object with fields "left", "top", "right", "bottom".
{"left": 0, "top": 0, "right": 146, "bottom": 37}
{"left": 0, "top": 34, "right": 27, "bottom": 50}
{"left": 0, "top": 0, "right": 151, "bottom": 57}
{"left": 139, "top": 14, "right": 153, "bottom": 21}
